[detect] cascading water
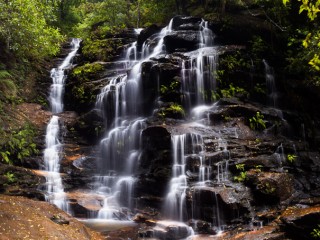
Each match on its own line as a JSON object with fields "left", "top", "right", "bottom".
{"left": 87, "top": 17, "right": 224, "bottom": 237}
{"left": 263, "top": 60, "right": 277, "bottom": 108}
{"left": 92, "top": 21, "right": 176, "bottom": 220}
{"left": 164, "top": 133, "right": 206, "bottom": 221}
{"left": 181, "top": 49, "right": 218, "bottom": 110}
{"left": 43, "top": 38, "right": 80, "bottom": 212}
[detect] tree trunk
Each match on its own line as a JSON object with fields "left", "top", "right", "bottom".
{"left": 220, "top": 0, "right": 226, "bottom": 15}
{"left": 137, "top": 0, "right": 141, "bottom": 28}
{"left": 175, "top": 0, "right": 180, "bottom": 14}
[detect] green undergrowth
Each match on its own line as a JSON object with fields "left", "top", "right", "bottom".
{"left": 0, "top": 123, "right": 39, "bottom": 165}
{"left": 158, "top": 103, "right": 185, "bottom": 120}
{"left": 82, "top": 38, "right": 123, "bottom": 62}
{"left": 71, "top": 62, "right": 104, "bottom": 83}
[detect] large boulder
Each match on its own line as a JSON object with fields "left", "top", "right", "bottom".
{"left": 171, "top": 16, "right": 202, "bottom": 30}
{"left": 164, "top": 31, "right": 201, "bottom": 53}
{"left": 246, "top": 170, "right": 294, "bottom": 203}
{"left": 280, "top": 205, "right": 320, "bottom": 240}
{"left": 137, "top": 24, "right": 161, "bottom": 47}
{"left": 189, "top": 185, "right": 251, "bottom": 224}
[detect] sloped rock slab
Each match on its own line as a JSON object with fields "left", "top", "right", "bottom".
{"left": 280, "top": 205, "right": 320, "bottom": 239}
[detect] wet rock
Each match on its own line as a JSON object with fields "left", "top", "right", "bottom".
{"left": 138, "top": 24, "right": 161, "bottom": 47}
{"left": 0, "top": 163, "right": 45, "bottom": 200}
{"left": 164, "top": 31, "right": 201, "bottom": 53}
{"left": 151, "top": 63, "right": 181, "bottom": 86}
{"left": 135, "top": 126, "right": 172, "bottom": 206}
{"left": 151, "top": 220, "right": 194, "bottom": 240}
{"left": 142, "top": 126, "right": 171, "bottom": 151}
{"left": 171, "top": 16, "right": 202, "bottom": 30}
{"left": 67, "top": 191, "right": 104, "bottom": 218}
{"left": 209, "top": 225, "right": 286, "bottom": 240}
{"left": 190, "top": 185, "right": 251, "bottom": 224}
{"left": 280, "top": 205, "right": 320, "bottom": 240}
{"left": 246, "top": 170, "right": 294, "bottom": 203}
{"left": 188, "top": 219, "right": 214, "bottom": 234}
{"left": 234, "top": 154, "right": 280, "bottom": 170}
{"left": 58, "top": 111, "right": 78, "bottom": 128}
{"left": 75, "top": 109, "right": 104, "bottom": 143}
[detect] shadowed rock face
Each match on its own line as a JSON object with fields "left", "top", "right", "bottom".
{"left": 164, "top": 31, "right": 202, "bottom": 52}
{"left": 137, "top": 24, "right": 161, "bottom": 48}
{"left": 280, "top": 205, "right": 320, "bottom": 240}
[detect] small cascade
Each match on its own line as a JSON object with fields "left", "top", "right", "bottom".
{"left": 43, "top": 116, "right": 68, "bottom": 210}
{"left": 50, "top": 39, "right": 81, "bottom": 114}
{"left": 43, "top": 38, "right": 80, "bottom": 211}
{"left": 165, "top": 134, "right": 188, "bottom": 221}
{"left": 96, "top": 119, "right": 146, "bottom": 219}
{"left": 274, "top": 143, "right": 286, "bottom": 169}
{"left": 199, "top": 19, "right": 214, "bottom": 47}
{"left": 263, "top": 60, "right": 283, "bottom": 119}
{"left": 164, "top": 133, "right": 207, "bottom": 221}
{"left": 216, "top": 133, "right": 230, "bottom": 183}
{"left": 181, "top": 49, "right": 218, "bottom": 111}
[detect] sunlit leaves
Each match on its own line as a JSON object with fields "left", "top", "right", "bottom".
{"left": 283, "top": 0, "right": 320, "bottom": 20}
{"left": 0, "top": 0, "right": 65, "bottom": 59}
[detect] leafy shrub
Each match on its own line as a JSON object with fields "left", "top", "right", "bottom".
{"left": 234, "top": 163, "right": 248, "bottom": 182}
{"left": 287, "top": 154, "right": 297, "bottom": 163}
{"left": 0, "top": 123, "right": 39, "bottom": 165}
{"left": 221, "top": 83, "right": 248, "bottom": 98}
{"left": 311, "top": 225, "right": 320, "bottom": 239}
{"left": 249, "top": 112, "right": 266, "bottom": 131}
{"left": 71, "top": 62, "right": 104, "bottom": 82}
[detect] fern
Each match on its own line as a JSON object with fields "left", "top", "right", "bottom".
{"left": 0, "top": 79, "right": 17, "bottom": 99}
{"left": 0, "top": 70, "right": 12, "bottom": 79}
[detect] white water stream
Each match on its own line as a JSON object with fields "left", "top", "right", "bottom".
{"left": 43, "top": 38, "right": 80, "bottom": 211}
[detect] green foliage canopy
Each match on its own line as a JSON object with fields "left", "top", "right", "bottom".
{"left": 0, "top": 0, "right": 65, "bottom": 59}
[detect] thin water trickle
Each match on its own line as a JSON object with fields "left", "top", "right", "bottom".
{"left": 263, "top": 60, "right": 283, "bottom": 119}
{"left": 43, "top": 38, "right": 80, "bottom": 212}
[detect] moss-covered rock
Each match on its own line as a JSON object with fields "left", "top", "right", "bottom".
{"left": 65, "top": 62, "right": 105, "bottom": 113}
{"left": 81, "top": 38, "right": 123, "bottom": 62}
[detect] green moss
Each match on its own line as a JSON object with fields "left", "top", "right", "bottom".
{"left": 158, "top": 103, "right": 185, "bottom": 120}
{"left": 220, "top": 83, "right": 248, "bottom": 98}
{"left": 0, "top": 79, "right": 17, "bottom": 100}
{"left": 82, "top": 38, "right": 123, "bottom": 62}
{"left": 167, "top": 103, "right": 185, "bottom": 116}
{"left": 71, "top": 84, "right": 96, "bottom": 105}
{"left": 71, "top": 62, "right": 104, "bottom": 83}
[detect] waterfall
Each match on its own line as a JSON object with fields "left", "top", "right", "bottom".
{"left": 94, "top": 21, "right": 176, "bottom": 220}
{"left": 43, "top": 38, "right": 80, "bottom": 211}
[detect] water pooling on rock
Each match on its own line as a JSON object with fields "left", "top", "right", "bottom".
{"left": 43, "top": 38, "right": 80, "bottom": 212}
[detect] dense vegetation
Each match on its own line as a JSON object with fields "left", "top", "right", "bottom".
{"left": 0, "top": 0, "right": 320, "bottom": 163}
